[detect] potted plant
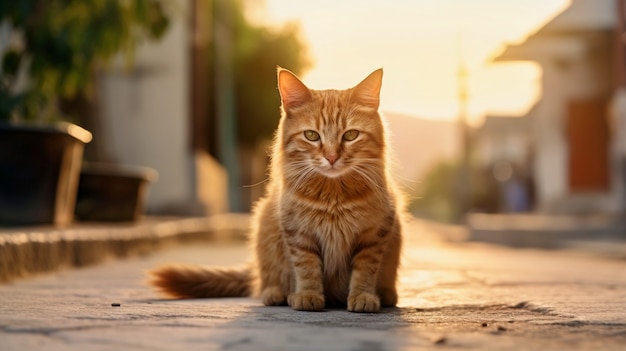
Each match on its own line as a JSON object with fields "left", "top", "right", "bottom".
{"left": 0, "top": 121, "right": 92, "bottom": 226}
{"left": 0, "top": 0, "right": 170, "bottom": 226}
{"left": 74, "top": 163, "right": 158, "bottom": 222}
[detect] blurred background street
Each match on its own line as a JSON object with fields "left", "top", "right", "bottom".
{"left": 2, "top": 0, "right": 626, "bottom": 349}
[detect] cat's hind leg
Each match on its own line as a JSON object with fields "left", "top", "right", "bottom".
{"left": 260, "top": 286, "right": 286, "bottom": 306}
{"left": 253, "top": 198, "right": 290, "bottom": 306}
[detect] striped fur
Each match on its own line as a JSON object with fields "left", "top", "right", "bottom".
{"left": 150, "top": 68, "right": 403, "bottom": 313}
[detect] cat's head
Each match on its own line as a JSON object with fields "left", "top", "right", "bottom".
{"left": 276, "top": 67, "right": 386, "bottom": 179}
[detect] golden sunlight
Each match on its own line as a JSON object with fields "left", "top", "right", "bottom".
{"left": 252, "top": 0, "right": 570, "bottom": 125}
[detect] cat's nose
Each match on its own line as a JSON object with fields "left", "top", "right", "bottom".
{"left": 325, "top": 154, "right": 338, "bottom": 165}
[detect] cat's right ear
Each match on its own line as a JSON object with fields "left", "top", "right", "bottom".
{"left": 277, "top": 67, "right": 312, "bottom": 111}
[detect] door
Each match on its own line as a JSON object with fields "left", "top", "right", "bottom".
{"left": 566, "top": 98, "right": 610, "bottom": 192}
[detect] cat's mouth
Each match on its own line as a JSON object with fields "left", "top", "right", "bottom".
{"left": 318, "top": 162, "right": 350, "bottom": 178}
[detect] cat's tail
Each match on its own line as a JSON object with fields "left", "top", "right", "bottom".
{"left": 149, "top": 265, "right": 253, "bottom": 299}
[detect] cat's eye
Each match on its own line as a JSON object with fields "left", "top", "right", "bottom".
{"left": 343, "top": 130, "right": 359, "bottom": 141}
{"left": 304, "top": 130, "right": 320, "bottom": 141}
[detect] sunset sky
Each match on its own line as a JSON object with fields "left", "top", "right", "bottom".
{"left": 252, "top": 0, "right": 570, "bottom": 125}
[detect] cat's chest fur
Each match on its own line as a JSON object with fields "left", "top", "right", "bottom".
{"left": 280, "top": 181, "right": 390, "bottom": 284}
{"left": 281, "top": 180, "right": 389, "bottom": 240}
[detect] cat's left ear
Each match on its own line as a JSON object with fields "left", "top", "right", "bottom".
{"left": 351, "top": 68, "right": 383, "bottom": 110}
{"left": 277, "top": 66, "right": 312, "bottom": 111}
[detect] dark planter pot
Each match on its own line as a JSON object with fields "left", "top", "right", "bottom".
{"left": 75, "top": 163, "right": 158, "bottom": 222}
{"left": 0, "top": 122, "right": 92, "bottom": 227}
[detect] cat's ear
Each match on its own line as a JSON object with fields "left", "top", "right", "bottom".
{"left": 351, "top": 68, "right": 383, "bottom": 110}
{"left": 277, "top": 66, "right": 312, "bottom": 111}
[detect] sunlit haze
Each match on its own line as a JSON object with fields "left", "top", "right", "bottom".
{"left": 251, "top": 0, "right": 570, "bottom": 125}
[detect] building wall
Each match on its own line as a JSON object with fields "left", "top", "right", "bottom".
{"left": 532, "top": 35, "right": 615, "bottom": 212}
{"left": 476, "top": 128, "right": 528, "bottom": 167}
{"left": 98, "top": 3, "right": 197, "bottom": 214}
{"left": 609, "top": 88, "right": 626, "bottom": 211}
{"left": 533, "top": 58, "right": 568, "bottom": 210}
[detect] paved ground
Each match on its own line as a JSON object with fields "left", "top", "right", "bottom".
{"left": 1, "top": 221, "right": 625, "bottom": 350}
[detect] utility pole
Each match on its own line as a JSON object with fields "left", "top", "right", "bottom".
{"left": 213, "top": 0, "right": 242, "bottom": 212}
{"left": 616, "top": 0, "right": 626, "bottom": 89}
{"left": 457, "top": 33, "right": 471, "bottom": 220}
{"left": 614, "top": 0, "right": 626, "bottom": 212}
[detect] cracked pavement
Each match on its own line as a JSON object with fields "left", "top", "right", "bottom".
{"left": 1, "top": 221, "right": 625, "bottom": 350}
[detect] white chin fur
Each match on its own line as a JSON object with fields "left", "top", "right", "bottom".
{"left": 319, "top": 166, "right": 348, "bottom": 178}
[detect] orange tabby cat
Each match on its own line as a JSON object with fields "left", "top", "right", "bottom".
{"left": 150, "top": 67, "right": 403, "bottom": 313}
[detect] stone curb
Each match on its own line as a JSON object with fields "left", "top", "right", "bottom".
{"left": 466, "top": 213, "right": 626, "bottom": 249}
{"left": 2, "top": 212, "right": 624, "bottom": 284}
{"left": 0, "top": 214, "right": 250, "bottom": 283}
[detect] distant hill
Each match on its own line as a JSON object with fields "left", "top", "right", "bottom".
{"left": 383, "top": 112, "right": 459, "bottom": 189}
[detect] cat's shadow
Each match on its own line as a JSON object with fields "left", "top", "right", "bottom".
{"left": 139, "top": 297, "right": 411, "bottom": 330}
{"left": 249, "top": 304, "right": 410, "bottom": 329}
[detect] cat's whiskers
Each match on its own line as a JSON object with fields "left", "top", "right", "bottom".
{"left": 241, "top": 178, "right": 269, "bottom": 189}
{"left": 295, "top": 169, "right": 317, "bottom": 191}
{"left": 285, "top": 164, "right": 317, "bottom": 192}
{"left": 351, "top": 166, "right": 388, "bottom": 196}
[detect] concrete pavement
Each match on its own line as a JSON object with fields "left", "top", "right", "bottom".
{"left": 1, "top": 220, "right": 625, "bottom": 350}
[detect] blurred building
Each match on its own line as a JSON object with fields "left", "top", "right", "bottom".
{"left": 474, "top": 115, "right": 532, "bottom": 169}
{"left": 98, "top": 0, "right": 229, "bottom": 215}
{"left": 473, "top": 115, "right": 534, "bottom": 213}
{"left": 489, "top": 0, "right": 625, "bottom": 214}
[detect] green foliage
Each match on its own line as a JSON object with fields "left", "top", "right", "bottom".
{"left": 222, "top": 0, "right": 311, "bottom": 146}
{"left": 409, "top": 158, "right": 494, "bottom": 223}
{"left": 0, "top": 0, "right": 170, "bottom": 121}
{"left": 409, "top": 160, "right": 462, "bottom": 223}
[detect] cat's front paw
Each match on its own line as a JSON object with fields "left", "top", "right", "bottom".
{"left": 288, "top": 291, "right": 325, "bottom": 311}
{"left": 261, "top": 286, "right": 286, "bottom": 306}
{"left": 347, "top": 292, "right": 380, "bottom": 313}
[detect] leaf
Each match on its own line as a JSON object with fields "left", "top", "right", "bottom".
{"left": 1, "top": 49, "right": 22, "bottom": 80}
{"left": 0, "top": 0, "right": 174, "bottom": 121}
